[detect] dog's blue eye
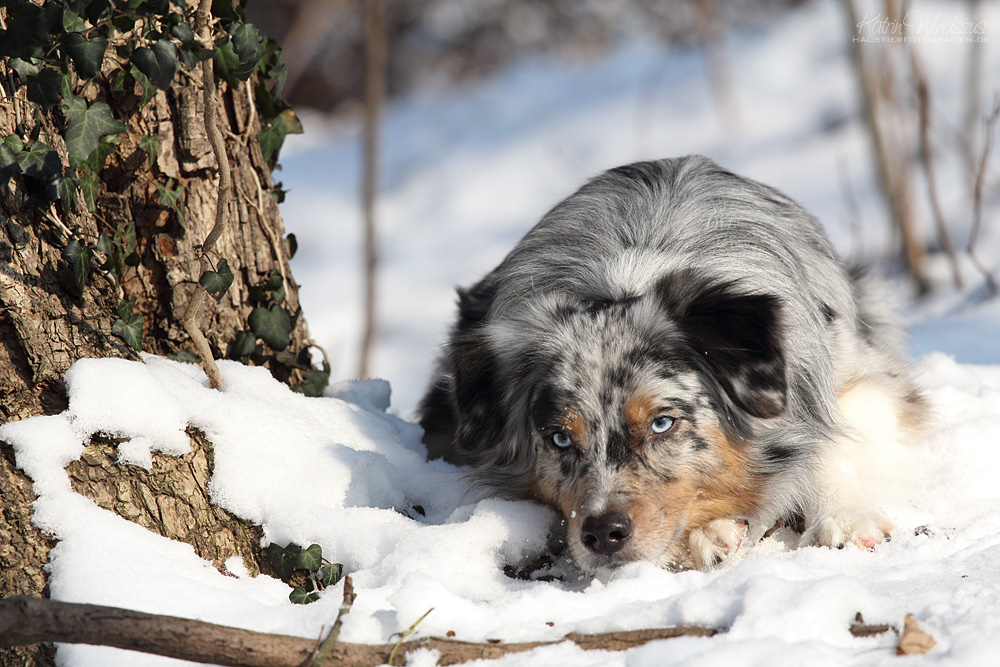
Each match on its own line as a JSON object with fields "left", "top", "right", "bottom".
{"left": 651, "top": 416, "right": 675, "bottom": 434}
{"left": 551, "top": 431, "right": 573, "bottom": 448}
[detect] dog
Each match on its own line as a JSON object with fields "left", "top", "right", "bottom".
{"left": 419, "top": 155, "right": 926, "bottom": 574}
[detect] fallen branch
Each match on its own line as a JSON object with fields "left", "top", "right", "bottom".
{"left": 0, "top": 595, "right": 720, "bottom": 667}
{"left": 0, "top": 595, "right": 901, "bottom": 667}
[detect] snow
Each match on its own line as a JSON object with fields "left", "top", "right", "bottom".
{"left": 3, "top": 0, "right": 1000, "bottom": 664}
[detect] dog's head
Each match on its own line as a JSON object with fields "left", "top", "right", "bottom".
{"left": 448, "top": 271, "right": 786, "bottom": 572}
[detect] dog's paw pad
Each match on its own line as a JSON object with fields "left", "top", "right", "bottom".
{"left": 689, "top": 518, "right": 749, "bottom": 571}
{"left": 802, "top": 511, "right": 890, "bottom": 551}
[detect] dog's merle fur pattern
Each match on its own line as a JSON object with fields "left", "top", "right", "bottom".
{"left": 420, "top": 156, "right": 926, "bottom": 573}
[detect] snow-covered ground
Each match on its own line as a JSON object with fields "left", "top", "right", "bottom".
{"left": 3, "top": 0, "right": 1000, "bottom": 665}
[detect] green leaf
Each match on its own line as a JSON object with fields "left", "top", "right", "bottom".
{"left": 113, "top": 311, "right": 144, "bottom": 351}
{"left": 95, "top": 232, "right": 113, "bottom": 255}
{"left": 52, "top": 173, "right": 78, "bottom": 212}
{"left": 284, "top": 234, "right": 297, "bottom": 260}
{"left": 228, "top": 330, "right": 256, "bottom": 358}
{"left": 62, "top": 239, "right": 91, "bottom": 295}
{"left": 289, "top": 587, "right": 318, "bottom": 605}
{"left": 8, "top": 57, "right": 40, "bottom": 82}
{"left": 229, "top": 23, "right": 264, "bottom": 79}
{"left": 170, "top": 350, "right": 200, "bottom": 364}
{"left": 293, "top": 367, "right": 329, "bottom": 397}
{"left": 0, "top": 3, "right": 56, "bottom": 59}
{"left": 16, "top": 141, "right": 62, "bottom": 181}
{"left": 140, "top": 134, "right": 159, "bottom": 168}
{"left": 296, "top": 544, "right": 322, "bottom": 572}
{"left": 116, "top": 297, "right": 137, "bottom": 320}
{"left": 0, "top": 135, "right": 23, "bottom": 183}
{"left": 171, "top": 22, "right": 194, "bottom": 44}
{"left": 248, "top": 305, "right": 292, "bottom": 351}
{"left": 131, "top": 40, "right": 178, "bottom": 90}
{"left": 78, "top": 168, "right": 99, "bottom": 212}
{"left": 199, "top": 258, "right": 234, "bottom": 301}
{"left": 62, "top": 7, "right": 88, "bottom": 34}
{"left": 266, "top": 543, "right": 299, "bottom": 583}
{"left": 85, "top": 0, "right": 113, "bottom": 23}
{"left": 25, "top": 67, "right": 66, "bottom": 109}
{"left": 64, "top": 33, "right": 108, "bottom": 79}
{"left": 211, "top": 0, "right": 243, "bottom": 23}
{"left": 129, "top": 65, "right": 157, "bottom": 108}
{"left": 62, "top": 95, "right": 127, "bottom": 169}
{"left": 319, "top": 563, "right": 343, "bottom": 588}
{"left": 156, "top": 178, "right": 185, "bottom": 209}
{"left": 257, "top": 121, "right": 287, "bottom": 168}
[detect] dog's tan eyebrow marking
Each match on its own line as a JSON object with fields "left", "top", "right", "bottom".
{"left": 562, "top": 408, "right": 588, "bottom": 447}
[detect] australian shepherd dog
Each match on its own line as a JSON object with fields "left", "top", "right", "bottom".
{"left": 419, "top": 155, "right": 926, "bottom": 574}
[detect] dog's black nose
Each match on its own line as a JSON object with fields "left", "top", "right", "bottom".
{"left": 580, "top": 512, "right": 633, "bottom": 556}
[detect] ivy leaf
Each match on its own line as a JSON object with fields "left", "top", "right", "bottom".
{"left": 0, "top": 3, "right": 56, "bottom": 59}
{"left": 85, "top": 0, "right": 113, "bottom": 24}
{"left": 112, "top": 311, "right": 144, "bottom": 352}
{"left": 62, "top": 95, "right": 127, "bottom": 169}
{"left": 8, "top": 58, "right": 40, "bottom": 82}
{"left": 296, "top": 544, "right": 323, "bottom": 572}
{"left": 266, "top": 543, "right": 299, "bottom": 583}
{"left": 0, "top": 135, "right": 23, "bottom": 183}
{"left": 285, "top": 233, "right": 297, "bottom": 260}
{"left": 228, "top": 330, "right": 257, "bottom": 358}
{"left": 319, "top": 563, "right": 343, "bottom": 588}
{"left": 131, "top": 39, "right": 178, "bottom": 90}
{"left": 169, "top": 350, "right": 200, "bottom": 364}
{"left": 293, "top": 367, "right": 329, "bottom": 398}
{"left": 16, "top": 141, "right": 62, "bottom": 181}
{"left": 25, "top": 67, "right": 66, "bottom": 109}
{"left": 171, "top": 22, "right": 195, "bottom": 44}
{"left": 230, "top": 23, "right": 264, "bottom": 79}
{"left": 113, "top": 299, "right": 144, "bottom": 352}
{"left": 155, "top": 178, "right": 185, "bottom": 209}
{"left": 78, "top": 168, "right": 99, "bottom": 212}
{"left": 95, "top": 232, "right": 113, "bottom": 255}
{"left": 199, "top": 258, "right": 234, "bottom": 301}
{"left": 62, "top": 239, "right": 91, "bottom": 295}
{"left": 248, "top": 304, "right": 292, "bottom": 351}
{"left": 51, "top": 173, "right": 78, "bottom": 213}
{"left": 289, "top": 587, "right": 318, "bottom": 605}
{"left": 139, "top": 134, "right": 159, "bottom": 168}
{"left": 128, "top": 65, "right": 157, "bottom": 107}
{"left": 64, "top": 33, "right": 108, "bottom": 79}
{"left": 62, "top": 7, "right": 88, "bottom": 34}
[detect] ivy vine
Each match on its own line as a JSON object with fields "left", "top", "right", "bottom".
{"left": 1, "top": 0, "right": 323, "bottom": 394}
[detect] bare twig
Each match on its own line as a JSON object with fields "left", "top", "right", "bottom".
{"left": 969, "top": 98, "right": 999, "bottom": 298}
{"left": 311, "top": 576, "right": 355, "bottom": 667}
{"left": 909, "top": 47, "right": 963, "bottom": 288}
{"left": 358, "top": 0, "right": 385, "bottom": 379}
{"left": 180, "top": 0, "right": 233, "bottom": 390}
{"left": 844, "top": 0, "right": 928, "bottom": 294}
{"left": 387, "top": 607, "right": 433, "bottom": 666}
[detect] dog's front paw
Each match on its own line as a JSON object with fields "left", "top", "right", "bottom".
{"left": 689, "top": 518, "right": 749, "bottom": 571}
{"left": 801, "top": 510, "right": 891, "bottom": 551}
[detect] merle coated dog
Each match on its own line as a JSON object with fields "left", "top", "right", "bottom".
{"left": 419, "top": 155, "right": 926, "bottom": 573}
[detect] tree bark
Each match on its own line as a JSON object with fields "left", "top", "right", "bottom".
{"left": 0, "top": 5, "right": 314, "bottom": 665}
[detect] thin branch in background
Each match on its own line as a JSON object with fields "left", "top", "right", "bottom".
{"left": 358, "top": 0, "right": 385, "bottom": 379}
{"left": 963, "top": 0, "right": 985, "bottom": 184}
{"left": 969, "top": 98, "right": 999, "bottom": 298}
{"left": 909, "top": 47, "right": 963, "bottom": 289}
{"left": 181, "top": 0, "right": 233, "bottom": 390}
{"left": 844, "top": 0, "right": 929, "bottom": 294}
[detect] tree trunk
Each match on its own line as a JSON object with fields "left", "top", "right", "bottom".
{"left": 0, "top": 5, "right": 314, "bottom": 664}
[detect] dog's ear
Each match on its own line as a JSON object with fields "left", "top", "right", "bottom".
{"left": 657, "top": 273, "right": 787, "bottom": 419}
